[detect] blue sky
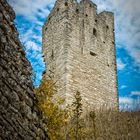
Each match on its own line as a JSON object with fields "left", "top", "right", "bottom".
{"left": 8, "top": 0, "right": 140, "bottom": 110}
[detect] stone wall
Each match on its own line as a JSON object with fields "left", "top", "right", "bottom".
{"left": 43, "top": 0, "right": 118, "bottom": 109}
{"left": 0, "top": 0, "right": 49, "bottom": 139}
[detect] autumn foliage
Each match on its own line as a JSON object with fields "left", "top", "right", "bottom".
{"left": 35, "top": 80, "right": 68, "bottom": 140}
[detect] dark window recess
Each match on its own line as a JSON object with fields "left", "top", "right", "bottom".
{"left": 95, "top": 19, "right": 97, "bottom": 22}
{"left": 103, "top": 41, "right": 105, "bottom": 44}
{"left": 86, "top": 14, "right": 88, "bottom": 17}
{"left": 106, "top": 25, "right": 109, "bottom": 29}
{"left": 45, "top": 27, "right": 47, "bottom": 32}
{"left": 57, "top": 8, "right": 59, "bottom": 11}
{"left": 82, "top": 19, "right": 84, "bottom": 28}
{"left": 93, "top": 28, "right": 97, "bottom": 36}
{"left": 51, "top": 50, "right": 54, "bottom": 59}
{"left": 65, "top": 2, "right": 68, "bottom": 6}
{"left": 76, "top": 9, "right": 79, "bottom": 13}
{"left": 90, "top": 51, "right": 97, "bottom": 56}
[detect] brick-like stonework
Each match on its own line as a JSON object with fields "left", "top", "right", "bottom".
{"left": 0, "top": 0, "right": 48, "bottom": 139}
{"left": 43, "top": 0, "right": 118, "bottom": 109}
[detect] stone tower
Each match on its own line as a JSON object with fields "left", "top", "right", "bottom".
{"left": 42, "top": 0, "right": 118, "bottom": 109}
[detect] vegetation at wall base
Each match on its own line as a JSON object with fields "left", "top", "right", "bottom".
{"left": 35, "top": 79, "right": 140, "bottom": 140}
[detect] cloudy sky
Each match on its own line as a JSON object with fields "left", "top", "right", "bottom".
{"left": 8, "top": 0, "right": 140, "bottom": 110}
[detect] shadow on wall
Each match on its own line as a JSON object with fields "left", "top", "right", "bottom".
{"left": 0, "top": 0, "right": 49, "bottom": 139}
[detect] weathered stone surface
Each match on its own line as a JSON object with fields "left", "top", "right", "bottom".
{"left": 0, "top": 0, "right": 49, "bottom": 139}
{"left": 43, "top": 0, "right": 118, "bottom": 109}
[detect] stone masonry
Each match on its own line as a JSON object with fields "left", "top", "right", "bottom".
{"left": 43, "top": 0, "right": 118, "bottom": 109}
{"left": 0, "top": 0, "right": 49, "bottom": 139}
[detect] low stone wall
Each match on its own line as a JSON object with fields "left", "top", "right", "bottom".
{"left": 0, "top": 0, "right": 48, "bottom": 139}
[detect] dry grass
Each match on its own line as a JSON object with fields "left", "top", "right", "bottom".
{"left": 78, "top": 110, "right": 140, "bottom": 140}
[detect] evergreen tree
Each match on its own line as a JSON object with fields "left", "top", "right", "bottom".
{"left": 72, "top": 91, "right": 83, "bottom": 140}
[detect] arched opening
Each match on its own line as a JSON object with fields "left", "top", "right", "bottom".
{"left": 65, "top": 2, "right": 68, "bottom": 6}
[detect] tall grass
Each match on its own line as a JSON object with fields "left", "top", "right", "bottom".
{"left": 63, "top": 108, "right": 140, "bottom": 140}
{"left": 84, "top": 109, "right": 140, "bottom": 140}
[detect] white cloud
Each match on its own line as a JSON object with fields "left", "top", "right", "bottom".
{"left": 119, "top": 97, "right": 133, "bottom": 104}
{"left": 131, "top": 91, "right": 140, "bottom": 96}
{"left": 119, "top": 97, "right": 133, "bottom": 110}
{"left": 8, "top": 0, "right": 52, "bottom": 51}
{"left": 20, "top": 28, "right": 34, "bottom": 42}
{"left": 119, "top": 96, "right": 140, "bottom": 110}
{"left": 117, "top": 58, "right": 126, "bottom": 70}
{"left": 120, "top": 85, "right": 127, "bottom": 89}
{"left": 25, "top": 40, "right": 41, "bottom": 51}
{"left": 8, "top": 0, "right": 54, "bottom": 20}
{"left": 92, "top": 0, "right": 140, "bottom": 69}
{"left": 9, "top": 0, "right": 140, "bottom": 70}
{"left": 8, "top": 0, "right": 140, "bottom": 86}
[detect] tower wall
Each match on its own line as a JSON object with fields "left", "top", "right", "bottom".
{"left": 43, "top": 0, "right": 118, "bottom": 109}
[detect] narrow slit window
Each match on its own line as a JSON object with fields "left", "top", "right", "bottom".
{"left": 93, "top": 28, "right": 97, "bottom": 36}
{"left": 51, "top": 50, "right": 54, "bottom": 59}
{"left": 45, "top": 27, "right": 47, "bottom": 32}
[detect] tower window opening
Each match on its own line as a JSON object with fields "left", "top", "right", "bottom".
{"left": 90, "top": 51, "right": 97, "bottom": 56}
{"left": 45, "top": 27, "right": 48, "bottom": 32}
{"left": 93, "top": 28, "right": 97, "bottom": 36}
{"left": 106, "top": 25, "right": 109, "bottom": 29}
{"left": 76, "top": 8, "right": 79, "bottom": 13}
{"left": 57, "top": 8, "right": 59, "bottom": 12}
{"left": 86, "top": 14, "right": 88, "bottom": 17}
{"left": 95, "top": 19, "right": 97, "bottom": 22}
{"left": 65, "top": 2, "right": 68, "bottom": 6}
{"left": 51, "top": 50, "right": 54, "bottom": 59}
